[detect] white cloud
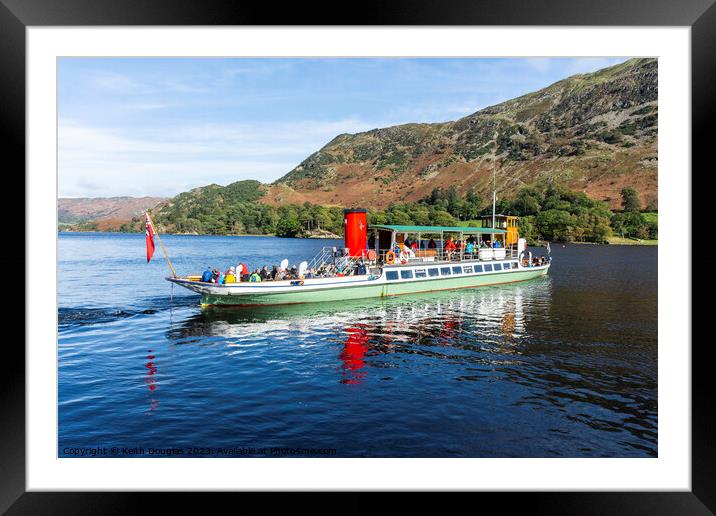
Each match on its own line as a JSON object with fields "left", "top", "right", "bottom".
{"left": 91, "top": 71, "right": 147, "bottom": 94}
{"left": 58, "top": 118, "right": 375, "bottom": 198}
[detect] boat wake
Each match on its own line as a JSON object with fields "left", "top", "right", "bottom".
{"left": 58, "top": 295, "right": 197, "bottom": 328}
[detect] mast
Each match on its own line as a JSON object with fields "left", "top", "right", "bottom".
{"left": 492, "top": 131, "right": 497, "bottom": 234}
{"left": 146, "top": 210, "right": 177, "bottom": 278}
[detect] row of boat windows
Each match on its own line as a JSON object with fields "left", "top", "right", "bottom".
{"left": 385, "top": 261, "right": 519, "bottom": 281}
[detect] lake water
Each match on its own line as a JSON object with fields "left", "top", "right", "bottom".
{"left": 58, "top": 233, "right": 657, "bottom": 457}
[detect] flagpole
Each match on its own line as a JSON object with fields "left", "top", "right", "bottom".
{"left": 146, "top": 210, "right": 177, "bottom": 278}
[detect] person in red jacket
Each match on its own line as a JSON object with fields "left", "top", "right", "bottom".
{"left": 444, "top": 237, "right": 457, "bottom": 260}
{"left": 237, "top": 262, "right": 250, "bottom": 282}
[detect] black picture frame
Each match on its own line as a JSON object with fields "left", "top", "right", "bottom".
{"left": 4, "top": 0, "right": 707, "bottom": 511}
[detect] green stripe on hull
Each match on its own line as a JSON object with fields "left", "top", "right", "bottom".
{"left": 200, "top": 267, "right": 549, "bottom": 306}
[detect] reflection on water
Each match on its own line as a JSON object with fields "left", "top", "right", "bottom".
{"left": 153, "top": 278, "right": 656, "bottom": 456}
{"left": 58, "top": 235, "right": 657, "bottom": 457}
{"left": 166, "top": 282, "right": 553, "bottom": 392}
{"left": 168, "top": 280, "right": 545, "bottom": 388}
{"left": 145, "top": 350, "right": 159, "bottom": 412}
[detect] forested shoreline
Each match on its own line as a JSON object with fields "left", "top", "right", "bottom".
{"left": 74, "top": 180, "right": 657, "bottom": 245}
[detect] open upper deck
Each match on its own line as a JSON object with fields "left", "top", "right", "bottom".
{"left": 368, "top": 224, "right": 507, "bottom": 235}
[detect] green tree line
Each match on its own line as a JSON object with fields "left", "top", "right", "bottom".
{"left": 119, "top": 180, "right": 656, "bottom": 244}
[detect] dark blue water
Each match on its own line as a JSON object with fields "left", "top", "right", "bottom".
{"left": 58, "top": 233, "right": 657, "bottom": 457}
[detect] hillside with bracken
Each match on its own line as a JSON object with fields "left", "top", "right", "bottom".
{"left": 266, "top": 58, "right": 657, "bottom": 211}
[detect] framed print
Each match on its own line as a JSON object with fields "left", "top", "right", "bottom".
{"left": 3, "top": 0, "right": 709, "bottom": 511}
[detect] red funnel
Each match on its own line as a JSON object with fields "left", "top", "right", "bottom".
{"left": 344, "top": 208, "right": 367, "bottom": 257}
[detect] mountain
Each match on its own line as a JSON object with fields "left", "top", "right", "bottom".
{"left": 69, "top": 58, "right": 658, "bottom": 236}
{"left": 266, "top": 58, "right": 657, "bottom": 210}
{"left": 58, "top": 196, "right": 167, "bottom": 230}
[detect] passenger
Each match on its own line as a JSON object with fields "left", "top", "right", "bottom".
{"left": 259, "top": 266, "right": 269, "bottom": 281}
{"left": 355, "top": 260, "right": 367, "bottom": 275}
{"left": 444, "top": 237, "right": 457, "bottom": 259}
{"left": 410, "top": 240, "right": 419, "bottom": 252}
{"left": 494, "top": 239, "right": 502, "bottom": 248}
{"left": 465, "top": 241, "right": 475, "bottom": 255}
{"left": 210, "top": 268, "right": 221, "bottom": 283}
{"left": 428, "top": 238, "right": 437, "bottom": 249}
{"left": 237, "top": 262, "right": 250, "bottom": 282}
{"left": 305, "top": 268, "right": 315, "bottom": 279}
{"left": 249, "top": 269, "right": 262, "bottom": 282}
{"left": 200, "top": 267, "right": 212, "bottom": 283}
{"left": 269, "top": 265, "right": 279, "bottom": 281}
{"left": 224, "top": 266, "right": 236, "bottom": 283}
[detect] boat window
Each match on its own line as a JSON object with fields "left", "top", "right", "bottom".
{"left": 452, "top": 266, "right": 463, "bottom": 275}
{"left": 415, "top": 269, "right": 427, "bottom": 278}
{"left": 494, "top": 263, "right": 502, "bottom": 271}
{"left": 386, "top": 271, "right": 399, "bottom": 281}
{"left": 440, "top": 267, "right": 452, "bottom": 276}
{"left": 511, "top": 262, "right": 519, "bottom": 269}
{"left": 463, "top": 266, "right": 473, "bottom": 274}
{"left": 428, "top": 268, "right": 440, "bottom": 277}
{"left": 474, "top": 264, "right": 483, "bottom": 273}
{"left": 400, "top": 270, "right": 414, "bottom": 280}
{"left": 484, "top": 264, "right": 493, "bottom": 272}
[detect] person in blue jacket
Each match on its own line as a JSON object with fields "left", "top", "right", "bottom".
{"left": 201, "top": 267, "right": 212, "bottom": 282}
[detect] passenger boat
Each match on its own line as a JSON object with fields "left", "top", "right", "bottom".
{"left": 165, "top": 208, "right": 551, "bottom": 307}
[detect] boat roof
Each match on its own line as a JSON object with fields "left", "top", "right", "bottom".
{"left": 369, "top": 224, "right": 507, "bottom": 234}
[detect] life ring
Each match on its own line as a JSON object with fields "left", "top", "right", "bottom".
{"left": 386, "top": 251, "right": 396, "bottom": 264}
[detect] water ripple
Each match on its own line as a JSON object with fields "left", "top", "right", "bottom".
{"left": 58, "top": 235, "right": 657, "bottom": 457}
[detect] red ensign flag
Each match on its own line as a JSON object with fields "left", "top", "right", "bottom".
{"left": 145, "top": 213, "right": 155, "bottom": 263}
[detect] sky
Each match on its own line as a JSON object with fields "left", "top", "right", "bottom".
{"left": 58, "top": 57, "right": 629, "bottom": 198}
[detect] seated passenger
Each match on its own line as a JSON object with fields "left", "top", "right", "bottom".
{"left": 224, "top": 266, "right": 236, "bottom": 283}
{"left": 259, "top": 266, "right": 269, "bottom": 281}
{"left": 428, "top": 238, "right": 437, "bottom": 249}
{"left": 201, "top": 267, "right": 213, "bottom": 283}
{"left": 494, "top": 240, "right": 502, "bottom": 248}
{"left": 237, "top": 262, "right": 250, "bottom": 282}
{"left": 465, "top": 241, "right": 474, "bottom": 254}
{"left": 249, "top": 269, "right": 262, "bottom": 282}
{"left": 355, "top": 261, "right": 367, "bottom": 275}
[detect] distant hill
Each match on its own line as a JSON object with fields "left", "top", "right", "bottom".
{"left": 267, "top": 58, "right": 657, "bottom": 210}
{"left": 66, "top": 58, "right": 658, "bottom": 236}
{"left": 58, "top": 196, "right": 166, "bottom": 230}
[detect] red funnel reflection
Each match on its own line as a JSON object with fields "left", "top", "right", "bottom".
{"left": 438, "top": 318, "right": 460, "bottom": 345}
{"left": 340, "top": 325, "right": 370, "bottom": 384}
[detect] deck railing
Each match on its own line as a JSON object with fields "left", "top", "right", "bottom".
{"left": 308, "top": 245, "right": 520, "bottom": 273}
{"left": 307, "top": 247, "right": 369, "bottom": 275}
{"left": 373, "top": 246, "right": 518, "bottom": 265}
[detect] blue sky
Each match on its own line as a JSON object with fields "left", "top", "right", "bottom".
{"left": 58, "top": 57, "right": 629, "bottom": 198}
